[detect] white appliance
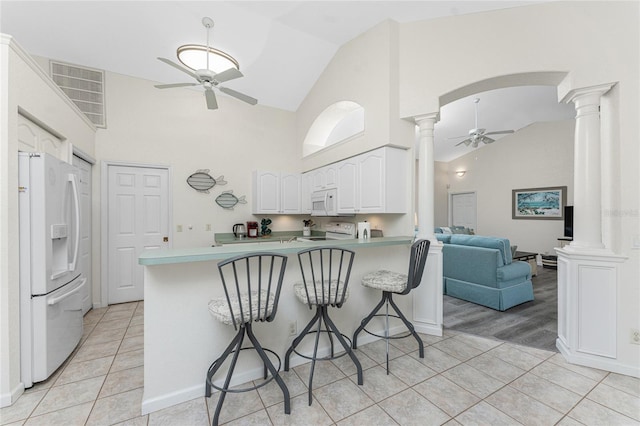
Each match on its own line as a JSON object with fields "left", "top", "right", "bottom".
{"left": 310, "top": 188, "right": 354, "bottom": 217}
{"left": 19, "top": 152, "right": 85, "bottom": 388}
{"left": 298, "top": 222, "right": 356, "bottom": 241}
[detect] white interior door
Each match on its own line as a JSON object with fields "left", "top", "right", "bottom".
{"left": 72, "top": 155, "right": 92, "bottom": 314}
{"left": 107, "top": 165, "right": 169, "bottom": 304}
{"left": 450, "top": 192, "right": 477, "bottom": 231}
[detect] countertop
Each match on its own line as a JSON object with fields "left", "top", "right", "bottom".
{"left": 214, "top": 231, "right": 325, "bottom": 245}
{"left": 139, "top": 236, "right": 414, "bottom": 266}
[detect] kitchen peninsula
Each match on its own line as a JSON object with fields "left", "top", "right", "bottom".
{"left": 138, "top": 236, "right": 414, "bottom": 414}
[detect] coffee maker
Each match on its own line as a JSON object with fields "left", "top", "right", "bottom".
{"left": 246, "top": 221, "right": 259, "bottom": 238}
{"left": 233, "top": 223, "right": 246, "bottom": 239}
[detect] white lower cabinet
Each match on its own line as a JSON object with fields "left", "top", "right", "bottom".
{"left": 252, "top": 171, "right": 301, "bottom": 214}
{"left": 337, "top": 147, "right": 407, "bottom": 214}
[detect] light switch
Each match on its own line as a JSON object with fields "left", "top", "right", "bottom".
{"left": 177, "top": 225, "right": 183, "bottom": 232}
{"left": 205, "top": 224, "right": 212, "bottom": 231}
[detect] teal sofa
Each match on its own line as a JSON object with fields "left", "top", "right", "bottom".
{"left": 436, "top": 234, "right": 533, "bottom": 311}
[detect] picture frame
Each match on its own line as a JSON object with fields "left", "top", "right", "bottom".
{"left": 512, "top": 186, "right": 567, "bottom": 220}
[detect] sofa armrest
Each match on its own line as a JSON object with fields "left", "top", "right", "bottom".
{"left": 496, "top": 261, "right": 531, "bottom": 288}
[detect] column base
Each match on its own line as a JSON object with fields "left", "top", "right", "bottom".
{"left": 555, "top": 247, "right": 636, "bottom": 377}
{"left": 412, "top": 243, "right": 443, "bottom": 337}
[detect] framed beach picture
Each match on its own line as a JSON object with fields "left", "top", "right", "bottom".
{"left": 512, "top": 186, "right": 567, "bottom": 220}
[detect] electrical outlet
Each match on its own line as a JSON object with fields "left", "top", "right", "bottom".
{"left": 288, "top": 321, "right": 297, "bottom": 336}
{"left": 631, "top": 329, "right": 640, "bottom": 345}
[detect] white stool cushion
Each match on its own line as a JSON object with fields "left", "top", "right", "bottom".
{"left": 208, "top": 290, "right": 275, "bottom": 326}
{"left": 362, "top": 270, "right": 408, "bottom": 293}
{"left": 294, "top": 280, "right": 349, "bottom": 305}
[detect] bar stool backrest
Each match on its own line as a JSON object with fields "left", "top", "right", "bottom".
{"left": 401, "top": 239, "right": 431, "bottom": 295}
{"left": 217, "top": 252, "right": 288, "bottom": 330}
{"left": 297, "top": 247, "right": 355, "bottom": 308}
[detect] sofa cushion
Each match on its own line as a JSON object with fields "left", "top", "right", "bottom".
{"left": 449, "top": 235, "right": 513, "bottom": 264}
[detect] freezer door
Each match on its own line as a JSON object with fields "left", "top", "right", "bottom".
{"left": 20, "top": 153, "right": 82, "bottom": 295}
{"left": 30, "top": 276, "right": 85, "bottom": 385}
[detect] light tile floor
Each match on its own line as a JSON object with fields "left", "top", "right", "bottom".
{"left": 2, "top": 301, "right": 639, "bottom": 425}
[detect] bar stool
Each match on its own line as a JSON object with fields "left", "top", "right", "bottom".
{"left": 352, "top": 239, "right": 430, "bottom": 374}
{"left": 205, "top": 253, "right": 290, "bottom": 426}
{"left": 284, "top": 247, "right": 363, "bottom": 405}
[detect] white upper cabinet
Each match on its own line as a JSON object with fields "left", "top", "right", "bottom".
{"left": 311, "top": 164, "right": 337, "bottom": 191}
{"left": 252, "top": 171, "right": 301, "bottom": 214}
{"left": 301, "top": 173, "right": 312, "bottom": 214}
{"left": 337, "top": 147, "right": 407, "bottom": 214}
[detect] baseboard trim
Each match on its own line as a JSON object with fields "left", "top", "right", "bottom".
{"left": 0, "top": 382, "right": 25, "bottom": 408}
{"left": 556, "top": 339, "right": 640, "bottom": 378}
{"left": 413, "top": 322, "right": 443, "bottom": 337}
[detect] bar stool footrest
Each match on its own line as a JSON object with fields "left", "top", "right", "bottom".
{"left": 291, "top": 330, "right": 354, "bottom": 362}
{"left": 207, "top": 346, "right": 282, "bottom": 393}
{"left": 359, "top": 314, "right": 414, "bottom": 340}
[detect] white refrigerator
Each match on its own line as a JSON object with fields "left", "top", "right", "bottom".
{"left": 19, "top": 152, "right": 86, "bottom": 388}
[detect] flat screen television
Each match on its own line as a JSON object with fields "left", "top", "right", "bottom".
{"left": 564, "top": 206, "right": 574, "bottom": 238}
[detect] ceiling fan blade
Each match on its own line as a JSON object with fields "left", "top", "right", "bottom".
{"left": 455, "top": 139, "right": 472, "bottom": 147}
{"left": 219, "top": 87, "right": 258, "bottom": 105}
{"left": 154, "top": 83, "right": 198, "bottom": 89}
{"left": 157, "top": 57, "right": 199, "bottom": 80}
{"left": 204, "top": 88, "right": 218, "bottom": 110}
{"left": 214, "top": 68, "right": 243, "bottom": 83}
{"left": 484, "top": 130, "right": 515, "bottom": 136}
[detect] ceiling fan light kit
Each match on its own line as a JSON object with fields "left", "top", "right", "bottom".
{"left": 154, "top": 16, "right": 257, "bottom": 110}
{"left": 177, "top": 45, "right": 239, "bottom": 73}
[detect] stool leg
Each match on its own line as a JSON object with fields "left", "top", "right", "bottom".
{"left": 307, "top": 308, "right": 323, "bottom": 406}
{"left": 389, "top": 295, "right": 424, "bottom": 358}
{"left": 352, "top": 295, "right": 387, "bottom": 349}
{"left": 245, "top": 324, "right": 291, "bottom": 415}
{"left": 284, "top": 308, "right": 321, "bottom": 371}
{"left": 385, "top": 297, "right": 390, "bottom": 375}
{"left": 206, "top": 328, "right": 244, "bottom": 398}
{"left": 322, "top": 307, "right": 363, "bottom": 386}
{"left": 213, "top": 327, "right": 246, "bottom": 426}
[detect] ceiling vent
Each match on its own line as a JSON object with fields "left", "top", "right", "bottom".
{"left": 49, "top": 61, "right": 106, "bottom": 128}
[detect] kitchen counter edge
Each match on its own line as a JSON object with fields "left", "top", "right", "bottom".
{"left": 139, "top": 236, "right": 414, "bottom": 266}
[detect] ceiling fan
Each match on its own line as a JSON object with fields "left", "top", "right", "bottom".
{"left": 450, "top": 98, "right": 514, "bottom": 148}
{"left": 154, "top": 17, "right": 257, "bottom": 110}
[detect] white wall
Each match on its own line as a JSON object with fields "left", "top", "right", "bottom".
{"left": 448, "top": 120, "right": 574, "bottom": 254}
{"left": 96, "top": 70, "right": 298, "bottom": 247}
{"left": 0, "top": 36, "right": 96, "bottom": 406}
{"left": 296, "top": 20, "right": 415, "bottom": 237}
{"left": 398, "top": 1, "right": 639, "bottom": 375}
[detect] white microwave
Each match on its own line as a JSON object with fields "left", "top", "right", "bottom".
{"left": 310, "top": 188, "right": 353, "bottom": 217}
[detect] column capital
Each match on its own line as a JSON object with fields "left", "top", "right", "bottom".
{"left": 414, "top": 112, "right": 439, "bottom": 127}
{"left": 561, "top": 83, "right": 616, "bottom": 105}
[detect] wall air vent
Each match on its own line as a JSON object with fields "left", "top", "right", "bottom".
{"left": 49, "top": 61, "right": 106, "bottom": 128}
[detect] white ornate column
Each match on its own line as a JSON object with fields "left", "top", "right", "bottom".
{"left": 414, "top": 113, "right": 439, "bottom": 242}
{"left": 412, "top": 112, "right": 444, "bottom": 336}
{"left": 564, "top": 84, "right": 613, "bottom": 250}
{"left": 557, "top": 83, "right": 630, "bottom": 376}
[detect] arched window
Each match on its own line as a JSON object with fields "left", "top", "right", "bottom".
{"left": 303, "top": 101, "right": 364, "bottom": 157}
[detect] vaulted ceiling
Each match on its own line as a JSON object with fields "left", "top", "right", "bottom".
{"left": 1, "top": 1, "right": 573, "bottom": 161}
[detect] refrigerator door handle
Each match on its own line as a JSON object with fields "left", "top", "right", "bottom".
{"left": 68, "top": 173, "right": 81, "bottom": 273}
{"left": 47, "top": 278, "right": 86, "bottom": 306}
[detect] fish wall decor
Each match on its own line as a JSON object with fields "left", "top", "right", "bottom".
{"left": 186, "top": 169, "right": 227, "bottom": 193}
{"left": 215, "top": 191, "right": 247, "bottom": 210}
